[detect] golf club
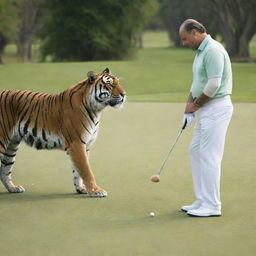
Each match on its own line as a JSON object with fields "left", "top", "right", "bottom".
{"left": 150, "top": 118, "right": 187, "bottom": 183}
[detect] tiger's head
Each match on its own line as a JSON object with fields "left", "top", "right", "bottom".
{"left": 86, "top": 68, "right": 126, "bottom": 111}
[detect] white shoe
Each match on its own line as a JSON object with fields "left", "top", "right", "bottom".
{"left": 187, "top": 206, "right": 221, "bottom": 217}
{"left": 181, "top": 200, "right": 201, "bottom": 212}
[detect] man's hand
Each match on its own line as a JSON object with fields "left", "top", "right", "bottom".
{"left": 184, "top": 102, "right": 199, "bottom": 113}
{"left": 183, "top": 112, "right": 195, "bottom": 128}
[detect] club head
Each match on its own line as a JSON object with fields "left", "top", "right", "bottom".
{"left": 151, "top": 175, "right": 160, "bottom": 183}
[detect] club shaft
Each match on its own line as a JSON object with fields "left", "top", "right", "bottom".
{"left": 158, "top": 129, "right": 184, "bottom": 175}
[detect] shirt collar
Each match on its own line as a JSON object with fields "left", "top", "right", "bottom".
{"left": 197, "top": 34, "right": 211, "bottom": 52}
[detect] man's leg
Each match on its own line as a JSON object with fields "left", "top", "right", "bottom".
{"left": 189, "top": 122, "right": 203, "bottom": 204}
{"left": 200, "top": 107, "right": 233, "bottom": 210}
{"left": 192, "top": 103, "right": 233, "bottom": 213}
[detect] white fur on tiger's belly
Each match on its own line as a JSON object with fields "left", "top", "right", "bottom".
{"left": 18, "top": 123, "right": 64, "bottom": 150}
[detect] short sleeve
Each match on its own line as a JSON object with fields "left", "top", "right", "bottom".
{"left": 204, "top": 48, "right": 224, "bottom": 79}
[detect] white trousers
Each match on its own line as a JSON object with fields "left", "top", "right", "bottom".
{"left": 189, "top": 96, "right": 233, "bottom": 210}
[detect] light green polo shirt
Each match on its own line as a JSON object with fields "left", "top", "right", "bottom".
{"left": 190, "top": 35, "right": 232, "bottom": 99}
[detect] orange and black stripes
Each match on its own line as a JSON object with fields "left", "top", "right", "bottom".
{"left": 0, "top": 69, "right": 125, "bottom": 153}
{"left": 0, "top": 68, "right": 126, "bottom": 195}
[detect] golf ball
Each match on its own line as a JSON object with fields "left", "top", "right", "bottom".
{"left": 150, "top": 212, "right": 155, "bottom": 217}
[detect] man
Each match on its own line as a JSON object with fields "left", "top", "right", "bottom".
{"left": 179, "top": 19, "right": 233, "bottom": 217}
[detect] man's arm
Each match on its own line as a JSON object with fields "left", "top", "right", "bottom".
{"left": 184, "top": 92, "right": 194, "bottom": 113}
{"left": 184, "top": 92, "right": 211, "bottom": 113}
{"left": 184, "top": 91, "right": 210, "bottom": 113}
{"left": 185, "top": 77, "right": 221, "bottom": 113}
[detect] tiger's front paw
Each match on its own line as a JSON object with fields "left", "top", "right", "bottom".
{"left": 76, "top": 188, "right": 88, "bottom": 194}
{"left": 8, "top": 185, "right": 25, "bottom": 193}
{"left": 88, "top": 187, "right": 108, "bottom": 198}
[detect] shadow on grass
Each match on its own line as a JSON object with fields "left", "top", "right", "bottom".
{"left": 0, "top": 191, "right": 96, "bottom": 202}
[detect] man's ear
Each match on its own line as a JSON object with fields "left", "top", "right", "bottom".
{"left": 191, "top": 29, "right": 197, "bottom": 36}
{"left": 87, "top": 71, "right": 97, "bottom": 84}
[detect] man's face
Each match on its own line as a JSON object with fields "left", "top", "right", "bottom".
{"left": 179, "top": 28, "right": 199, "bottom": 50}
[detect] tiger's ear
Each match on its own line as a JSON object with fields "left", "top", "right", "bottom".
{"left": 102, "top": 68, "right": 111, "bottom": 74}
{"left": 87, "top": 71, "right": 97, "bottom": 84}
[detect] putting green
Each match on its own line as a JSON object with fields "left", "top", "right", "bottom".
{"left": 0, "top": 103, "right": 255, "bottom": 256}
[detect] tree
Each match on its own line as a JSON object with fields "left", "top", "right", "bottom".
{"left": 158, "top": 0, "right": 256, "bottom": 59}
{"left": 158, "top": 0, "right": 218, "bottom": 47}
{"left": 159, "top": 0, "right": 188, "bottom": 47}
{"left": 14, "top": 0, "right": 44, "bottom": 62}
{"left": 208, "top": 0, "right": 256, "bottom": 59}
{"left": 39, "top": 0, "right": 157, "bottom": 61}
{"left": 0, "top": 0, "right": 17, "bottom": 63}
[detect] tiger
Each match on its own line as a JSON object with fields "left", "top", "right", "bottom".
{"left": 0, "top": 68, "right": 126, "bottom": 197}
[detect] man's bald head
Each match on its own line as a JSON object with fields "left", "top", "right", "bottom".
{"left": 179, "top": 19, "right": 207, "bottom": 50}
{"left": 180, "top": 19, "right": 206, "bottom": 34}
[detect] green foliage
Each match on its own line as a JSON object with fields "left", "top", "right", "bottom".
{"left": 0, "top": 0, "right": 17, "bottom": 42}
{"left": 0, "top": 0, "right": 18, "bottom": 59}
{"left": 39, "top": 0, "right": 157, "bottom": 61}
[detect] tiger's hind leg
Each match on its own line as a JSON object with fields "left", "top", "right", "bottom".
{"left": 0, "top": 140, "right": 25, "bottom": 193}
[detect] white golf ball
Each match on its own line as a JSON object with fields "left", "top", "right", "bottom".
{"left": 150, "top": 212, "right": 155, "bottom": 217}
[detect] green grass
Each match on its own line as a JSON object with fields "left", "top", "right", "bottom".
{"left": 0, "top": 31, "right": 255, "bottom": 255}
{"left": 1, "top": 46, "right": 256, "bottom": 102}
{"left": 0, "top": 103, "right": 255, "bottom": 256}
{"left": 142, "top": 30, "right": 170, "bottom": 48}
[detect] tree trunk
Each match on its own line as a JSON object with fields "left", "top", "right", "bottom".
{"left": 237, "top": 6, "right": 256, "bottom": 58}
{"left": 134, "top": 33, "right": 143, "bottom": 48}
{"left": 222, "top": 34, "right": 239, "bottom": 57}
{"left": 238, "top": 37, "right": 249, "bottom": 58}
{"left": 208, "top": 0, "right": 256, "bottom": 59}
{"left": 15, "top": 0, "right": 43, "bottom": 62}
{"left": 0, "top": 34, "right": 8, "bottom": 64}
{"left": 17, "top": 37, "right": 32, "bottom": 62}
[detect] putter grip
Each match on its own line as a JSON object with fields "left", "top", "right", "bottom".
{"left": 182, "top": 117, "right": 187, "bottom": 130}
